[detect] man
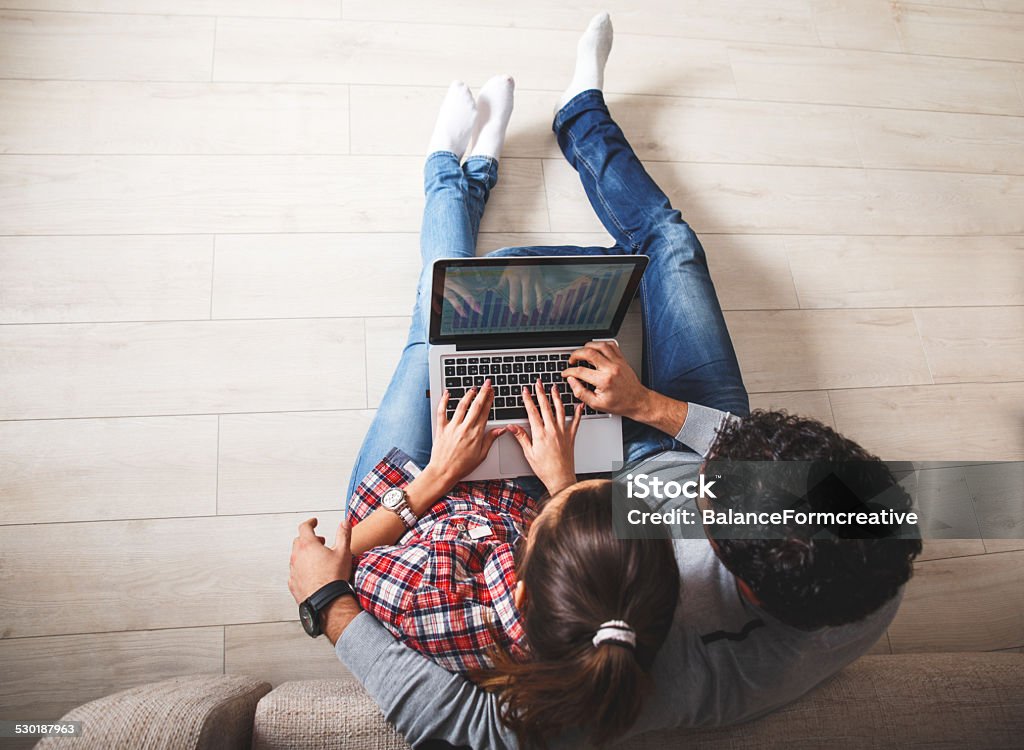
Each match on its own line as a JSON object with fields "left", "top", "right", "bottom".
{"left": 290, "top": 13, "right": 920, "bottom": 749}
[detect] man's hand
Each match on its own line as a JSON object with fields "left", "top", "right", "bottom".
{"left": 561, "top": 340, "right": 652, "bottom": 419}
{"left": 508, "top": 379, "right": 581, "bottom": 496}
{"left": 430, "top": 380, "right": 506, "bottom": 488}
{"left": 562, "top": 340, "right": 691, "bottom": 437}
{"left": 289, "top": 517, "right": 353, "bottom": 605}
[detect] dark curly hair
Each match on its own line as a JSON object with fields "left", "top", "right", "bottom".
{"left": 704, "top": 410, "right": 922, "bottom": 630}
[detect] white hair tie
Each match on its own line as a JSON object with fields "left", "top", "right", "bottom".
{"left": 592, "top": 620, "right": 636, "bottom": 649}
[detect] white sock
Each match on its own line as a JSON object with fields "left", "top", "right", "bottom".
{"left": 469, "top": 74, "right": 515, "bottom": 161}
{"left": 428, "top": 81, "right": 477, "bottom": 158}
{"left": 558, "top": 12, "right": 613, "bottom": 109}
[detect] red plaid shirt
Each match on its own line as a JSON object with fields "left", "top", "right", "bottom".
{"left": 349, "top": 447, "right": 534, "bottom": 674}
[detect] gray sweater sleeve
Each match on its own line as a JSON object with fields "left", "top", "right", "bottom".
{"left": 335, "top": 611, "right": 520, "bottom": 749}
{"left": 673, "top": 402, "right": 737, "bottom": 457}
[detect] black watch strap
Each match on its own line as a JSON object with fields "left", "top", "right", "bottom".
{"left": 308, "top": 579, "right": 355, "bottom": 613}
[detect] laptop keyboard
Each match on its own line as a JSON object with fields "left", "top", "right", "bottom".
{"left": 442, "top": 351, "right": 601, "bottom": 422}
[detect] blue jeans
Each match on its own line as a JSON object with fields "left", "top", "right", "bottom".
{"left": 345, "top": 90, "right": 749, "bottom": 504}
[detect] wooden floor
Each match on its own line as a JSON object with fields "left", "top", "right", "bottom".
{"left": 2, "top": 0, "right": 1023, "bottom": 729}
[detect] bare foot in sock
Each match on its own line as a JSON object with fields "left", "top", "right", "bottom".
{"left": 469, "top": 74, "right": 515, "bottom": 161}
{"left": 558, "top": 12, "right": 613, "bottom": 110}
{"left": 428, "top": 80, "right": 477, "bottom": 158}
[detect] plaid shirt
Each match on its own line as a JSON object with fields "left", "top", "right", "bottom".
{"left": 349, "top": 447, "right": 534, "bottom": 674}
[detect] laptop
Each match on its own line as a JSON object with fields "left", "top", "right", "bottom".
{"left": 427, "top": 255, "right": 648, "bottom": 480}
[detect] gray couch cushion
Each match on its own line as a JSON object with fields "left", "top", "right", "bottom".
{"left": 253, "top": 653, "right": 1024, "bottom": 749}
{"left": 37, "top": 674, "right": 271, "bottom": 750}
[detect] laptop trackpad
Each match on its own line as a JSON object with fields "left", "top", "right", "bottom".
{"left": 498, "top": 433, "right": 532, "bottom": 477}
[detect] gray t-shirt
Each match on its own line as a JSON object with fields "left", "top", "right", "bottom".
{"left": 334, "top": 403, "right": 901, "bottom": 748}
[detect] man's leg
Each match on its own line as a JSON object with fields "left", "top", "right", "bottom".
{"left": 554, "top": 23, "right": 748, "bottom": 421}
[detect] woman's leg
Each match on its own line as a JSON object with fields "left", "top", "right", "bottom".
{"left": 345, "top": 79, "right": 513, "bottom": 507}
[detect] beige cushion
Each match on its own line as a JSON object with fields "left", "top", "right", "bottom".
{"left": 252, "top": 679, "right": 410, "bottom": 750}
{"left": 37, "top": 674, "right": 271, "bottom": 750}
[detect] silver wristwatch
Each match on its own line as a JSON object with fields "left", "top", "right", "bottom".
{"left": 381, "top": 487, "right": 416, "bottom": 530}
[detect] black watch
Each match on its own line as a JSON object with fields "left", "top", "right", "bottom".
{"left": 299, "top": 579, "right": 355, "bottom": 638}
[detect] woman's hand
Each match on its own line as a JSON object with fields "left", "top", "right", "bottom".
{"left": 428, "top": 379, "right": 506, "bottom": 489}
{"left": 508, "top": 379, "right": 581, "bottom": 496}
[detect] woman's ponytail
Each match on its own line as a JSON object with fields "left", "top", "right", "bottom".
{"left": 475, "top": 480, "right": 680, "bottom": 747}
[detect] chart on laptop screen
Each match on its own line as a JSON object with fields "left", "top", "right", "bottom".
{"left": 439, "top": 262, "right": 634, "bottom": 336}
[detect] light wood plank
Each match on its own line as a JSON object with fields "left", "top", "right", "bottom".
{"left": 0, "top": 1, "right": 341, "bottom": 17}
{"left": 351, "top": 86, "right": 560, "bottom": 159}
{"left": 0, "top": 510, "right": 345, "bottom": 638}
{"left": 850, "top": 107, "right": 1024, "bottom": 175}
{"left": 476, "top": 231, "right": 613, "bottom": 254}
{"left": 915, "top": 0, "right": 985, "bottom": 8}
{"left": 983, "top": 0, "right": 1024, "bottom": 11}
{"left": 912, "top": 465, "right": 986, "bottom": 546}
{"left": 962, "top": 462, "right": 1024, "bottom": 553}
{"left": 0, "top": 11, "right": 215, "bottom": 81}
{"left": 0, "top": 81, "right": 349, "bottom": 155}
{"left": 212, "top": 234, "right": 419, "bottom": 319}
{"left": 0, "top": 155, "right": 546, "bottom": 235}
{"left": 897, "top": 4, "right": 1024, "bottom": 62}
{"left": 213, "top": 18, "right": 737, "bottom": 99}
{"left": 217, "top": 410, "right": 375, "bottom": 515}
{"left": 727, "top": 309, "right": 933, "bottom": 392}
{"left": 811, "top": 0, "right": 902, "bottom": 52}
{"left": 786, "top": 236, "right": 1024, "bottom": 309}
{"left": 365, "top": 317, "right": 409, "bottom": 409}
{"left": 0, "top": 235, "right": 213, "bottom": 324}
{"left": 748, "top": 390, "right": 836, "bottom": 426}
{"left": 0, "top": 416, "right": 217, "bottom": 525}
{"left": 342, "top": 0, "right": 820, "bottom": 47}
{"left": 479, "top": 233, "right": 799, "bottom": 311}
{"left": 0, "top": 628, "right": 223, "bottom": 722}
{"left": 225, "top": 621, "right": 357, "bottom": 686}
{"left": 829, "top": 383, "right": 1024, "bottom": 460}
{"left": 917, "top": 539, "right": 988, "bottom": 561}
{"left": 888, "top": 550, "right": 1024, "bottom": 652}
{"left": 0, "top": 319, "right": 366, "bottom": 420}
{"left": 728, "top": 43, "right": 1024, "bottom": 115}
{"left": 352, "top": 86, "right": 862, "bottom": 168}
{"left": 915, "top": 307, "right": 1024, "bottom": 383}
{"left": 543, "top": 159, "right": 1024, "bottom": 236}
{"left": 700, "top": 235, "right": 800, "bottom": 311}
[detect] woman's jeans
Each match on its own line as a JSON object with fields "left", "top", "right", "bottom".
{"left": 345, "top": 90, "right": 749, "bottom": 505}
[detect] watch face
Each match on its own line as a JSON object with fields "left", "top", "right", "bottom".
{"left": 381, "top": 488, "right": 404, "bottom": 510}
{"left": 299, "top": 602, "right": 317, "bottom": 636}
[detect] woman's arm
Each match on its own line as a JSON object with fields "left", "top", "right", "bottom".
{"left": 351, "top": 380, "right": 506, "bottom": 555}
{"left": 350, "top": 465, "right": 452, "bottom": 555}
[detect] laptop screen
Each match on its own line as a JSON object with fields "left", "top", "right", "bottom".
{"left": 429, "top": 255, "right": 648, "bottom": 346}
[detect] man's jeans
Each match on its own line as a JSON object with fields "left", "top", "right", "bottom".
{"left": 345, "top": 90, "right": 749, "bottom": 504}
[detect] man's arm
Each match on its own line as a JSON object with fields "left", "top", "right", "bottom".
{"left": 334, "top": 611, "right": 520, "bottom": 749}
{"left": 290, "top": 515, "right": 520, "bottom": 750}
{"left": 561, "top": 341, "right": 735, "bottom": 456}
